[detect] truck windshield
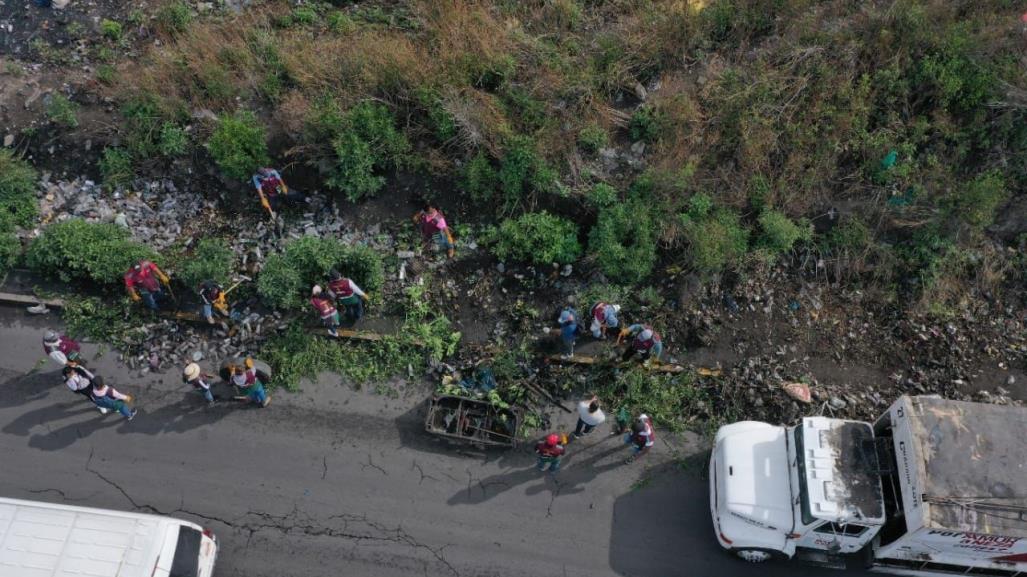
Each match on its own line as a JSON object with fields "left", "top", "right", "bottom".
{"left": 793, "top": 425, "right": 816, "bottom": 525}
{"left": 170, "top": 527, "right": 201, "bottom": 577}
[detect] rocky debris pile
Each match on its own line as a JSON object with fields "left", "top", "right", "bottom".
{"left": 36, "top": 176, "right": 217, "bottom": 250}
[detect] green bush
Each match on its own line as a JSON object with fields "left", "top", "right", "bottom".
{"left": 945, "top": 169, "right": 1007, "bottom": 233}
{"left": 578, "top": 123, "right": 609, "bottom": 153}
{"left": 681, "top": 208, "right": 749, "bottom": 274}
{"left": 826, "top": 216, "right": 871, "bottom": 252}
{"left": 757, "top": 209, "right": 811, "bottom": 256}
{"left": 491, "top": 212, "right": 581, "bottom": 266}
{"left": 46, "top": 94, "right": 79, "bottom": 128}
{"left": 0, "top": 213, "right": 20, "bottom": 279}
{"left": 325, "top": 101, "right": 409, "bottom": 201}
{"left": 99, "top": 147, "right": 134, "bottom": 191}
{"left": 588, "top": 201, "right": 658, "bottom": 280}
{"left": 100, "top": 19, "right": 123, "bottom": 42}
{"left": 208, "top": 110, "right": 270, "bottom": 181}
{"left": 414, "top": 87, "right": 457, "bottom": 142}
{"left": 462, "top": 151, "right": 498, "bottom": 203}
{"left": 156, "top": 1, "right": 192, "bottom": 35}
{"left": 0, "top": 149, "right": 39, "bottom": 228}
{"left": 327, "top": 11, "right": 356, "bottom": 34}
{"left": 586, "top": 182, "right": 617, "bottom": 208}
{"left": 176, "top": 238, "right": 233, "bottom": 287}
{"left": 26, "top": 219, "right": 157, "bottom": 284}
{"left": 95, "top": 64, "right": 117, "bottom": 85}
{"left": 628, "top": 105, "right": 663, "bottom": 142}
{"left": 158, "top": 122, "right": 189, "bottom": 157}
{"left": 257, "top": 237, "right": 385, "bottom": 310}
{"left": 291, "top": 6, "right": 318, "bottom": 25}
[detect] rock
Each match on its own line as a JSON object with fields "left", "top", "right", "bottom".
{"left": 633, "top": 82, "right": 647, "bottom": 102}
{"left": 191, "top": 351, "right": 204, "bottom": 362}
{"left": 829, "top": 396, "right": 847, "bottom": 410}
{"left": 2, "top": 135, "right": 13, "bottom": 147}
{"left": 1007, "top": 375, "right": 1016, "bottom": 386}
{"left": 114, "top": 213, "right": 129, "bottom": 228}
{"left": 782, "top": 382, "right": 811, "bottom": 404}
{"left": 497, "top": 262, "right": 506, "bottom": 274}
{"left": 630, "top": 141, "right": 646, "bottom": 156}
{"left": 396, "top": 250, "right": 416, "bottom": 259}
{"left": 560, "top": 264, "right": 572, "bottom": 277}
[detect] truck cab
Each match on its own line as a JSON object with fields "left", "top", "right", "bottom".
{"left": 710, "top": 417, "right": 886, "bottom": 563}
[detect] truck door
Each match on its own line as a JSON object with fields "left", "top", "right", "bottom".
{"left": 797, "top": 522, "right": 873, "bottom": 554}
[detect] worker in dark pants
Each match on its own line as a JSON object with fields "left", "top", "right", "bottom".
{"left": 535, "top": 434, "right": 566, "bottom": 473}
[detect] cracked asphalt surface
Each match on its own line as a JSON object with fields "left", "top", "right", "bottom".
{"left": 0, "top": 315, "right": 878, "bottom": 577}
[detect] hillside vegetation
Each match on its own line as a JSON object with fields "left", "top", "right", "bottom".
{"left": 115, "top": 0, "right": 1024, "bottom": 310}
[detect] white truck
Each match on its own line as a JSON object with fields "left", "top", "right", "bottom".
{"left": 709, "top": 395, "right": 1027, "bottom": 575}
{"left": 0, "top": 496, "right": 218, "bottom": 577}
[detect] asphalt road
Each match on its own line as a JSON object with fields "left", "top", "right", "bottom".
{"left": 0, "top": 314, "right": 879, "bottom": 577}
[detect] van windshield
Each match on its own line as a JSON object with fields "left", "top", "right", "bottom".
{"left": 170, "top": 527, "right": 201, "bottom": 577}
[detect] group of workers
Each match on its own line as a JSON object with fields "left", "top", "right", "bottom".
{"left": 44, "top": 331, "right": 138, "bottom": 420}
{"left": 557, "top": 300, "right": 664, "bottom": 364}
{"left": 123, "top": 166, "right": 457, "bottom": 332}
{"left": 535, "top": 394, "right": 655, "bottom": 473}
{"left": 45, "top": 327, "right": 271, "bottom": 420}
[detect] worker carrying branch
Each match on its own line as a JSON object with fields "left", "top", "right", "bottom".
{"left": 43, "top": 330, "right": 82, "bottom": 367}
{"left": 124, "top": 259, "right": 171, "bottom": 311}
{"left": 252, "top": 167, "right": 309, "bottom": 218}
{"left": 618, "top": 324, "right": 663, "bottom": 364}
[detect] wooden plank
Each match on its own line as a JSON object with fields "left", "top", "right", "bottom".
{"left": 0, "top": 291, "right": 65, "bottom": 308}
{"left": 546, "top": 354, "right": 686, "bottom": 374}
{"left": 313, "top": 327, "right": 424, "bottom": 346}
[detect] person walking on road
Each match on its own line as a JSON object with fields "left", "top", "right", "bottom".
{"left": 43, "top": 330, "right": 82, "bottom": 367}
{"left": 413, "top": 202, "right": 455, "bottom": 259}
{"left": 618, "top": 324, "right": 663, "bottom": 364}
{"left": 535, "top": 433, "right": 566, "bottom": 473}
{"left": 573, "top": 394, "right": 606, "bottom": 439}
{"left": 557, "top": 302, "right": 579, "bottom": 359}
{"left": 327, "top": 269, "right": 369, "bottom": 322}
{"left": 229, "top": 358, "right": 270, "bottom": 408}
{"left": 311, "top": 285, "right": 341, "bottom": 337}
{"left": 589, "top": 302, "right": 621, "bottom": 339}
{"left": 183, "top": 363, "right": 216, "bottom": 407}
{"left": 62, "top": 365, "right": 107, "bottom": 413}
{"left": 124, "top": 259, "right": 171, "bottom": 311}
{"left": 624, "top": 414, "right": 654, "bottom": 463}
{"left": 89, "top": 376, "right": 137, "bottom": 421}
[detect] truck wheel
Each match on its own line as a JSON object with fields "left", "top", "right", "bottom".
{"left": 735, "top": 549, "right": 773, "bottom": 563}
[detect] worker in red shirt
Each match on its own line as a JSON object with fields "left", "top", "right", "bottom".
{"left": 412, "top": 202, "right": 455, "bottom": 258}
{"left": 124, "top": 260, "right": 170, "bottom": 311}
{"left": 311, "top": 285, "right": 341, "bottom": 337}
{"left": 42, "top": 330, "right": 82, "bottom": 367}
{"left": 535, "top": 433, "right": 566, "bottom": 473}
{"left": 327, "top": 269, "right": 369, "bottom": 322}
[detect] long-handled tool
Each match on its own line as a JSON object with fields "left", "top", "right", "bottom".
{"left": 212, "top": 275, "right": 251, "bottom": 316}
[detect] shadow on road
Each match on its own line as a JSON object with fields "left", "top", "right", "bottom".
{"left": 447, "top": 434, "right": 629, "bottom": 506}
{"left": 0, "top": 368, "right": 61, "bottom": 411}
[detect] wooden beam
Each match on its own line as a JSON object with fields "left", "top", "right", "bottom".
{"left": 0, "top": 292, "right": 65, "bottom": 308}
{"left": 546, "top": 354, "right": 686, "bottom": 374}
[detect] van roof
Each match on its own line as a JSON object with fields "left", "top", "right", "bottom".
{"left": 901, "top": 396, "right": 1027, "bottom": 537}
{"left": 0, "top": 497, "right": 194, "bottom": 577}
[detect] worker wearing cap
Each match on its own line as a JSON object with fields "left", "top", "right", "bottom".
{"left": 43, "top": 330, "right": 82, "bottom": 367}
{"left": 624, "top": 414, "right": 654, "bottom": 462}
{"left": 327, "top": 269, "right": 368, "bottom": 322}
{"left": 229, "top": 358, "right": 270, "bottom": 408}
{"left": 124, "top": 259, "right": 170, "bottom": 311}
{"left": 413, "top": 202, "right": 455, "bottom": 259}
{"left": 535, "top": 433, "right": 566, "bottom": 473}
{"left": 311, "top": 285, "right": 340, "bottom": 337}
{"left": 183, "top": 363, "right": 216, "bottom": 406}
{"left": 619, "top": 324, "right": 663, "bottom": 363}
{"left": 589, "top": 302, "right": 621, "bottom": 339}
{"left": 252, "top": 167, "right": 308, "bottom": 217}
{"left": 89, "top": 376, "right": 137, "bottom": 420}
{"left": 198, "top": 280, "right": 224, "bottom": 325}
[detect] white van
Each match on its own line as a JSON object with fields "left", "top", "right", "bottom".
{"left": 0, "top": 496, "right": 218, "bottom": 577}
